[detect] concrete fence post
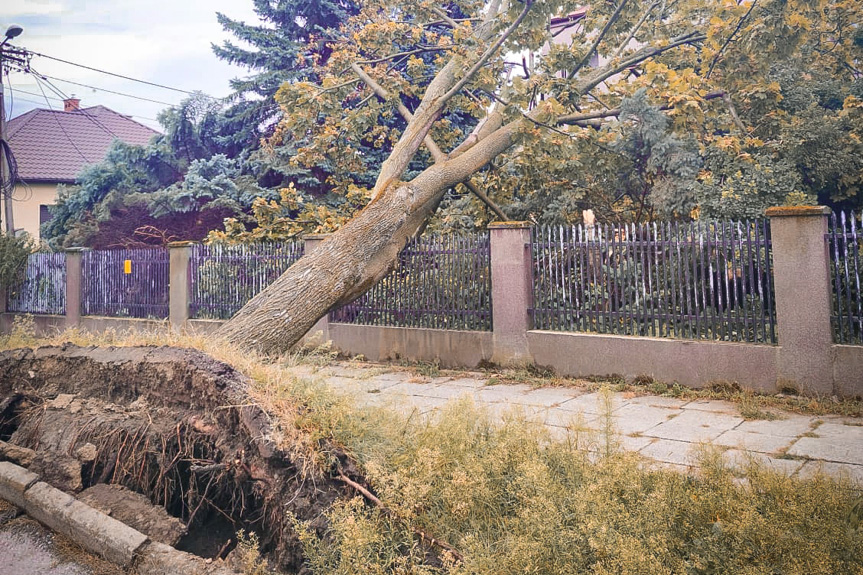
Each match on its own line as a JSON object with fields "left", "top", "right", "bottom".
{"left": 766, "top": 206, "right": 834, "bottom": 395}
{"left": 489, "top": 222, "right": 534, "bottom": 366}
{"left": 64, "top": 248, "right": 89, "bottom": 329}
{"left": 168, "top": 242, "right": 195, "bottom": 332}
{"left": 302, "top": 234, "right": 330, "bottom": 343}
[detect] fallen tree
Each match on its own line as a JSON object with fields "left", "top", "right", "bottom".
{"left": 218, "top": 0, "right": 861, "bottom": 353}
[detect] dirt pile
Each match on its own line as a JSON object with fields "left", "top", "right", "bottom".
{"left": 0, "top": 344, "right": 348, "bottom": 572}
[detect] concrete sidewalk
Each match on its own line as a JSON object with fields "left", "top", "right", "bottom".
{"left": 287, "top": 362, "right": 863, "bottom": 482}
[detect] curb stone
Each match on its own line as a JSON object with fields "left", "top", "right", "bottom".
{"left": 24, "top": 480, "right": 149, "bottom": 567}
{"left": 0, "top": 460, "right": 239, "bottom": 573}
{"left": 0, "top": 460, "right": 39, "bottom": 509}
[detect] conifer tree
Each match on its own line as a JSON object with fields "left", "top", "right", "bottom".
{"left": 212, "top": 0, "right": 360, "bottom": 153}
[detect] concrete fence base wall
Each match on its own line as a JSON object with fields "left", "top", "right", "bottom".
{"left": 3, "top": 208, "right": 863, "bottom": 397}
{"left": 528, "top": 331, "right": 781, "bottom": 393}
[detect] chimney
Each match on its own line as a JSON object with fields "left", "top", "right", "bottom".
{"left": 63, "top": 96, "right": 81, "bottom": 112}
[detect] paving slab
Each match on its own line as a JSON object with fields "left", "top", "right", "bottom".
{"left": 409, "top": 396, "right": 451, "bottom": 414}
{"left": 517, "top": 387, "right": 580, "bottom": 407}
{"left": 644, "top": 409, "right": 744, "bottom": 442}
{"left": 555, "top": 392, "right": 622, "bottom": 415}
{"left": 638, "top": 439, "right": 696, "bottom": 466}
{"left": 384, "top": 382, "right": 447, "bottom": 397}
{"left": 624, "top": 395, "right": 689, "bottom": 409}
{"left": 732, "top": 415, "right": 817, "bottom": 438}
{"left": 327, "top": 366, "right": 373, "bottom": 378}
{"left": 421, "top": 384, "right": 477, "bottom": 400}
{"left": 721, "top": 450, "right": 805, "bottom": 476}
{"left": 323, "top": 375, "right": 360, "bottom": 389}
{"left": 483, "top": 402, "right": 547, "bottom": 422}
{"left": 786, "top": 424, "right": 863, "bottom": 465}
{"left": 371, "top": 371, "right": 415, "bottom": 383}
{"left": 796, "top": 461, "right": 863, "bottom": 484}
{"left": 444, "top": 377, "right": 488, "bottom": 389}
{"left": 618, "top": 434, "right": 655, "bottom": 453}
{"left": 713, "top": 429, "right": 798, "bottom": 454}
{"left": 336, "top": 379, "right": 400, "bottom": 394}
{"left": 681, "top": 399, "right": 741, "bottom": 414}
{"left": 543, "top": 408, "right": 599, "bottom": 429}
{"left": 611, "top": 403, "right": 680, "bottom": 436}
{"left": 805, "top": 421, "right": 863, "bottom": 439}
{"left": 475, "top": 384, "right": 532, "bottom": 403}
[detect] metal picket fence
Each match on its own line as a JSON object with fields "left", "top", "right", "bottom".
{"left": 189, "top": 241, "right": 305, "bottom": 320}
{"left": 829, "top": 211, "right": 862, "bottom": 345}
{"left": 81, "top": 248, "right": 170, "bottom": 319}
{"left": 531, "top": 220, "right": 777, "bottom": 343}
{"left": 5, "top": 252, "right": 66, "bottom": 315}
{"left": 331, "top": 232, "right": 492, "bottom": 331}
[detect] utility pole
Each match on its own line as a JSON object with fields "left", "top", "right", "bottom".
{"left": 0, "top": 24, "right": 25, "bottom": 235}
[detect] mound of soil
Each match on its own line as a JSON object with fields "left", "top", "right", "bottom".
{"left": 0, "top": 344, "right": 349, "bottom": 572}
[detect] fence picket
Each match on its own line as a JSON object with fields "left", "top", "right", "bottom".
{"left": 531, "top": 219, "right": 777, "bottom": 344}
{"left": 6, "top": 253, "right": 66, "bottom": 315}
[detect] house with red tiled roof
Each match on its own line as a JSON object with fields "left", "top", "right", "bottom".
{"left": 1, "top": 98, "right": 159, "bottom": 241}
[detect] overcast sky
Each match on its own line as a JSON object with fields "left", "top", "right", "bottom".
{"left": 1, "top": 0, "right": 262, "bottom": 131}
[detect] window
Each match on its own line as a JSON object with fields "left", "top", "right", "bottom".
{"left": 39, "top": 205, "right": 53, "bottom": 228}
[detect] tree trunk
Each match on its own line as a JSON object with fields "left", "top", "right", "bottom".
{"left": 217, "top": 181, "right": 435, "bottom": 353}
{"left": 217, "top": 121, "right": 521, "bottom": 354}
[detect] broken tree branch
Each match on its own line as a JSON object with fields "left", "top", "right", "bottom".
{"left": 337, "top": 473, "right": 465, "bottom": 562}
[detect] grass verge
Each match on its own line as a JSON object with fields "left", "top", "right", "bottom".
{"left": 2, "top": 319, "right": 863, "bottom": 574}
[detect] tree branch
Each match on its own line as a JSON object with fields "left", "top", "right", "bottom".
{"left": 556, "top": 90, "right": 727, "bottom": 126}
{"left": 706, "top": 0, "right": 758, "bottom": 80}
{"left": 721, "top": 92, "right": 748, "bottom": 133}
{"left": 337, "top": 473, "right": 464, "bottom": 562}
{"left": 351, "top": 62, "right": 508, "bottom": 219}
{"left": 441, "top": 0, "right": 535, "bottom": 103}
{"left": 353, "top": 46, "right": 453, "bottom": 68}
{"left": 574, "top": 31, "right": 706, "bottom": 95}
{"left": 611, "top": 1, "right": 660, "bottom": 61}
{"left": 370, "top": 0, "right": 512, "bottom": 198}
{"left": 430, "top": 6, "right": 459, "bottom": 29}
{"left": 571, "top": 0, "right": 632, "bottom": 78}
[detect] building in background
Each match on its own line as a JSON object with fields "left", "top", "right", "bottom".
{"left": 1, "top": 97, "right": 158, "bottom": 241}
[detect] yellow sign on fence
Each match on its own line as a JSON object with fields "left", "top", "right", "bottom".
{"left": 124, "top": 260, "right": 132, "bottom": 274}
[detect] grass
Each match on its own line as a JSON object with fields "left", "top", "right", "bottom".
{"left": 3, "top": 320, "right": 863, "bottom": 574}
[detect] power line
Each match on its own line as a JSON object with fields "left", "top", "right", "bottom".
{"left": 10, "top": 87, "right": 62, "bottom": 102}
{"left": 10, "top": 87, "right": 160, "bottom": 123}
{"left": 35, "top": 72, "right": 124, "bottom": 140}
{"left": 37, "top": 73, "right": 177, "bottom": 106}
{"left": 33, "top": 75, "right": 91, "bottom": 163}
{"left": 29, "top": 50, "right": 201, "bottom": 96}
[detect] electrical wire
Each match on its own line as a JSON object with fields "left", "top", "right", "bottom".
{"left": 38, "top": 73, "right": 177, "bottom": 106}
{"left": 11, "top": 87, "right": 160, "bottom": 122}
{"left": 34, "top": 71, "right": 124, "bottom": 141}
{"left": 10, "top": 87, "right": 63, "bottom": 102}
{"left": 33, "top": 75, "right": 91, "bottom": 163}
{"left": 29, "top": 50, "right": 201, "bottom": 96}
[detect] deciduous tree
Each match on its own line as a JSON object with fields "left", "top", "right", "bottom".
{"left": 218, "top": 0, "right": 729, "bottom": 352}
